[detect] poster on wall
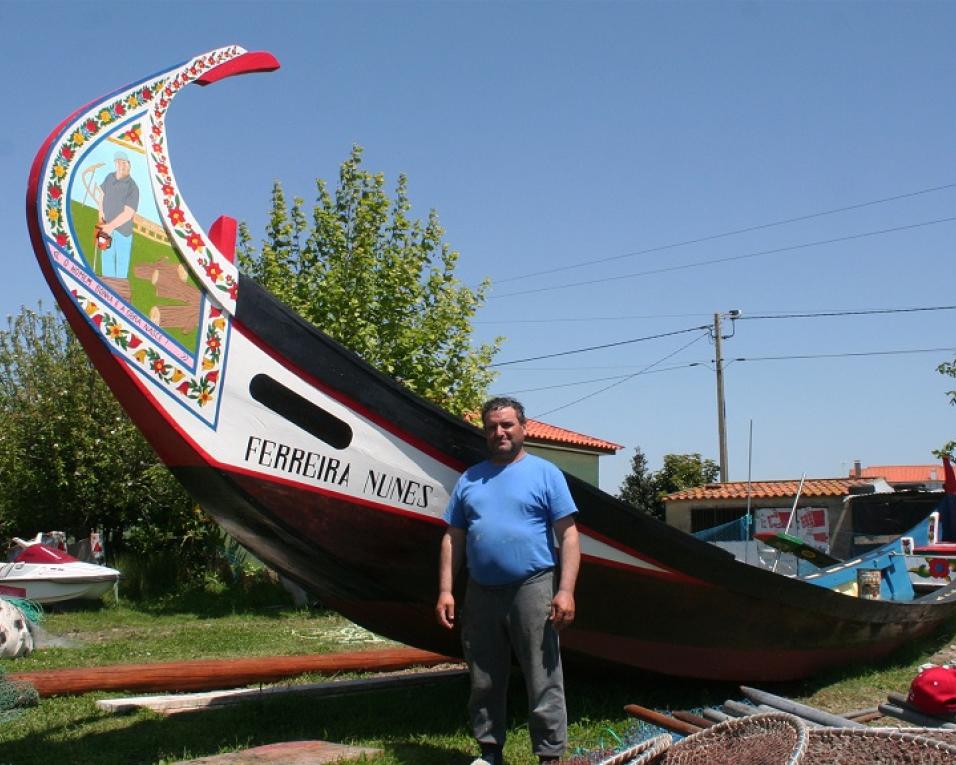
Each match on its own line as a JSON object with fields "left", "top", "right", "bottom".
{"left": 754, "top": 507, "right": 829, "bottom": 551}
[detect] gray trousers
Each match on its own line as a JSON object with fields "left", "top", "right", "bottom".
{"left": 462, "top": 569, "right": 567, "bottom": 757}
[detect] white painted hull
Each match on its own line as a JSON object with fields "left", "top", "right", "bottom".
{"left": 0, "top": 561, "right": 119, "bottom": 603}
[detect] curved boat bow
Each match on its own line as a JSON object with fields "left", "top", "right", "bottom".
{"left": 26, "top": 46, "right": 956, "bottom": 681}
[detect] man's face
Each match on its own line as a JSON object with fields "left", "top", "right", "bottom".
{"left": 483, "top": 406, "right": 526, "bottom": 463}
{"left": 115, "top": 159, "right": 130, "bottom": 178}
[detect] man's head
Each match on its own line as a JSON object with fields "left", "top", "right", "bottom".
{"left": 481, "top": 397, "right": 527, "bottom": 463}
{"left": 113, "top": 151, "right": 131, "bottom": 178}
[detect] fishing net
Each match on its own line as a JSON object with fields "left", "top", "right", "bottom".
{"left": 0, "top": 598, "right": 41, "bottom": 722}
{"left": 0, "top": 665, "right": 38, "bottom": 723}
{"left": 658, "top": 713, "right": 808, "bottom": 765}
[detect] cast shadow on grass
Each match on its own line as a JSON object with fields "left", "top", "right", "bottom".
{"left": 1, "top": 666, "right": 731, "bottom": 765}
{"left": 2, "top": 677, "right": 472, "bottom": 765}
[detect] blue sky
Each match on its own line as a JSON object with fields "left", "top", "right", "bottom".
{"left": 4, "top": 1, "right": 955, "bottom": 493}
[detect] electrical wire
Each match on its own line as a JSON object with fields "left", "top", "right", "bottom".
{"left": 727, "top": 346, "right": 956, "bottom": 364}
{"left": 531, "top": 331, "right": 711, "bottom": 418}
{"left": 494, "top": 181, "right": 956, "bottom": 284}
{"left": 490, "top": 215, "right": 956, "bottom": 299}
{"left": 477, "top": 304, "right": 956, "bottom": 325}
{"left": 500, "top": 364, "right": 700, "bottom": 394}
{"left": 490, "top": 325, "right": 709, "bottom": 367}
{"left": 740, "top": 305, "right": 956, "bottom": 320}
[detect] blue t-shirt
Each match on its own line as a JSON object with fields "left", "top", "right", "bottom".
{"left": 444, "top": 454, "right": 578, "bottom": 586}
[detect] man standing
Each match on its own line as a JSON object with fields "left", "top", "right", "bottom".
{"left": 437, "top": 397, "right": 580, "bottom": 765}
{"left": 93, "top": 151, "right": 139, "bottom": 296}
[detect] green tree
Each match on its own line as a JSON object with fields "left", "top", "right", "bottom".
{"left": 617, "top": 447, "right": 660, "bottom": 517}
{"left": 654, "top": 453, "right": 720, "bottom": 499}
{"left": 938, "top": 357, "right": 956, "bottom": 457}
{"left": 618, "top": 450, "right": 720, "bottom": 520}
{"left": 237, "top": 146, "right": 502, "bottom": 416}
{"left": 0, "top": 306, "right": 216, "bottom": 575}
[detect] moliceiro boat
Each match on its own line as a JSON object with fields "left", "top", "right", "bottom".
{"left": 26, "top": 46, "right": 956, "bottom": 681}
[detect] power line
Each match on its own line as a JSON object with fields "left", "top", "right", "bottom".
{"left": 478, "top": 304, "right": 956, "bottom": 325}
{"left": 727, "top": 346, "right": 956, "bottom": 365}
{"left": 475, "top": 312, "right": 712, "bottom": 324}
{"left": 494, "top": 182, "right": 956, "bottom": 284}
{"left": 500, "top": 364, "right": 699, "bottom": 394}
{"left": 502, "top": 346, "right": 956, "bottom": 400}
{"left": 490, "top": 325, "right": 709, "bottom": 367}
{"left": 491, "top": 215, "right": 956, "bottom": 299}
{"left": 741, "top": 305, "right": 956, "bottom": 320}
{"left": 531, "top": 331, "right": 711, "bottom": 418}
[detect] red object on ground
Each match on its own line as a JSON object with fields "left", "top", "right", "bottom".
{"left": 9, "top": 647, "right": 455, "bottom": 697}
{"left": 908, "top": 666, "right": 956, "bottom": 717}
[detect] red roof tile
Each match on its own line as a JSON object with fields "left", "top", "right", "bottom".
{"left": 524, "top": 419, "right": 622, "bottom": 454}
{"left": 856, "top": 465, "right": 945, "bottom": 483}
{"left": 663, "top": 478, "right": 877, "bottom": 502}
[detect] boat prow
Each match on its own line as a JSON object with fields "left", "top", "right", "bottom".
{"left": 26, "top": 46, "right": 956, "bottom": 680}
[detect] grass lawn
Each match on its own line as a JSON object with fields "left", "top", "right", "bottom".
{"left": 1, "top": 587, "right": 955, "bottom": 765}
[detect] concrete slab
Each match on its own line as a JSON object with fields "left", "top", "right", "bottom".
{"left": 172, "top": 740, "right": 382, "bottom": 764}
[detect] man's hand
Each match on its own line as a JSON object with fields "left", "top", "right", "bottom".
{"left": 436, "top": 591, "right": 456, "bottom": 629}
{"left": 549, "top": 589, "right": 575, "bottom": 631}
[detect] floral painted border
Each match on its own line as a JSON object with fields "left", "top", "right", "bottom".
{"left": 40, "top": 46, "right": 246, "bottom": 424}
{"left": 71, "top": 289, "right": 226, "bottom": 410}
{"left": 147, "top": 53, "right": 240, "bottom": 310}
{"left": 909, "top": 557, "right": 956, "bottom": 581}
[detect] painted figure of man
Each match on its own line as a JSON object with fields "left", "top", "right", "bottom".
{"left": 437, "top": 397, "right": 580, "bottom": 765}
{"left": 93, "top": 151, "right": 139, "bottom": 282}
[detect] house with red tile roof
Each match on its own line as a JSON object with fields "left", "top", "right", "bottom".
{"left": 524, "top": 418, "right": 622, "bottom": 486}
{"left": 662, "top": 476, "right": 893, "bottom": 544}
{"left": 851, "top": 463, "right": 947, "bottom": 491}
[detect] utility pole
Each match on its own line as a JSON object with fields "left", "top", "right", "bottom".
{"left": 713, "top": 309, "right": 739, "bottom": 483}
{"left": 714, "top": 313, "right": 729, "bottom": 482}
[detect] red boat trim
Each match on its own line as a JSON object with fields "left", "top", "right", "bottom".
{"left": 581, "top": 552, "right": 712, "bottom": 586}
{"left": 577, "top": 523, "right": 705, "bottom": 585}
{"left": 234, "top": 320, "right": 469, "bottom": 473}
{"left": 0, "top": 585, "right": 27, "bottom": 598}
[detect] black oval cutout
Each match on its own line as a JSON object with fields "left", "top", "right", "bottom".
{"left": 249, "top": 374, "right": 353, "bottom": 450}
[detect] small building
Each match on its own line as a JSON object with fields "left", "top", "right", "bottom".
{"left": 852, "top": 462, "right": 947, "bottom": 491}
{"left": 663, "top": 477, "right": 893, "bottom": 556}
{"left": 524, "top": 419, "right": 622, "bottom": 487}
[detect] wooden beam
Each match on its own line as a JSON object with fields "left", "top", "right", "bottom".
{"left": 97, "top": 668, "right": 467, "bottom": 716}
{"left": 623, "top": 703, "right": 702, "bottom": 735}
{"left": 11, "top": 647, "right": 457, "bottom": 697}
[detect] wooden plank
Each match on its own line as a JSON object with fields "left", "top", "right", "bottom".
{"left": 623, "top": 703, "right": 702, "bottom": 735}
{"left": 671, "top": 710, "right": 714, "bottom": 729}
{"left": 740, "top": 685, "right": 867, "bottom": 728}
{"left": 97, "top": 668, "right": 467, "bottom": 716}
{"left": 701, "top": 708, "right": 731, "bottom": 723}
{"left": 878, "top": 702, "right": 956, "bottom": 729}
{"left": 839, "top": 706, "right": 881, "bottom": 720}
{"left": 171, "top": 740, "right": 381, "bottom": 764}
{"left": 887, "top": 691, "right": 956, "bottom": 722}
{"left": 11, "top": 647, "right": 457, "bottom": 697}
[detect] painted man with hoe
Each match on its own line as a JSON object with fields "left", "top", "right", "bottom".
{"left": 437, "top": 397, "right": 581, "bottom": 765}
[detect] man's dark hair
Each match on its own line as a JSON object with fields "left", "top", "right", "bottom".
{"left": 481, "top": 396, "right": 526, "bottom": 424}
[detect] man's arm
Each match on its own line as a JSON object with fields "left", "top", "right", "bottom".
{"left": 101, "top": 205, "right": 135, "bottom": 234}
{"left": 436, "top": 526, "right": 466, "bottom": 629}
{"left": 550, "top": 515, "right": 580, "bottom": 631}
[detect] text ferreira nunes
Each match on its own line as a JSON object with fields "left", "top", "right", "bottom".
{"left": 243, "top": 435, "right": 436, "bottom": 510}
